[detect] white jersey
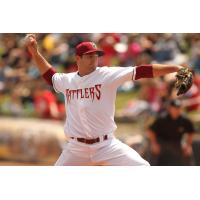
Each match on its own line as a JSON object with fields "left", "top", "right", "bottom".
{"left": 52, "top": 66, "right": 136, "bottom": 138}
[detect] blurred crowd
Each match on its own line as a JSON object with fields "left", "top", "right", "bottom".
{"left": 0, "top": 33, "right": 200, "bottom": 120}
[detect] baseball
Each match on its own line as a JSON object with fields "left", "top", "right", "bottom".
{"left": 24, "top": 34, "right": 35, "bottom": 45}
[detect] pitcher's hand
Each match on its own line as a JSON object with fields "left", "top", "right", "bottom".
{"left": 24, "top": 34, "right": 38, "bottom": 56}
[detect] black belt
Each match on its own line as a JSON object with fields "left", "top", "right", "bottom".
{"left": 70, "top": 135, "right": 108, "bottom": 144}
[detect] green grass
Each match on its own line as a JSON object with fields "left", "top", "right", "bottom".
{"left": 115, "top": 91, "right": 138, "bottom": 111}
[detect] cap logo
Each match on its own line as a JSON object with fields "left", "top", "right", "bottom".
{"left": 91, "top": 42, "right": 97, "bottom": 48}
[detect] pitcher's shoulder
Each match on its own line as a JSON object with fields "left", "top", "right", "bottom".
{"left": 97, "top": 66, "right": 109, "bottom": 71}
{"left": 97, "top": 66, "right": 119, "bottom": 73}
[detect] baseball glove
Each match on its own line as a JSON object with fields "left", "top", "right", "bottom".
{"left": 175, "top": 67, "right": 193, "bottom": 96}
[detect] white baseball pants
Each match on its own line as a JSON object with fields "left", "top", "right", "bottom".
{"left": 55, "top": 136, "right": 150, "bottom": 166}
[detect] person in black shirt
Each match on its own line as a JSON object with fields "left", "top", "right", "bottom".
{"left": 147, "top": 99, "right": 195, "bottom": 166}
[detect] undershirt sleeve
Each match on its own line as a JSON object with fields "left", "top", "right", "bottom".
{"left": 135, "top": 65, "right": 153, "bottom": 80}
{"left": 42, "top": 68, "right": 56, "bottom": 86}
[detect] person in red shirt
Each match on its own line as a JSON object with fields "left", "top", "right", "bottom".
{"left": 33, "top": 85, "right": 60, "bottom": 119}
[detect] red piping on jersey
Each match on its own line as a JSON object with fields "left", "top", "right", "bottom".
{"left": 42, "top": 68, "right": 56, "bottom": 86}
{"left": 135, "top": 64, "right": 153, "bottom": 80}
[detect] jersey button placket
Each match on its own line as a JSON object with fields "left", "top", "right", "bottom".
{"left": 77, "top": 79, "right": 91, "bottom": 139}
{"left": 79, "top": 100, "right": 90, "bottom": 138}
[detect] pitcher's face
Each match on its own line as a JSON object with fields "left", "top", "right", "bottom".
{"left": 77, "top": 52, "right": 99, "bottom": 70}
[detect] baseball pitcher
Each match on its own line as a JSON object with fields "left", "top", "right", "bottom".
{"left": 24, "top": 34, "right": 192, "bottom": 166}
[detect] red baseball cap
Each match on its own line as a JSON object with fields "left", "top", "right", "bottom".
{"left": 75, "top": 42, "right": 104, "bottom": 57}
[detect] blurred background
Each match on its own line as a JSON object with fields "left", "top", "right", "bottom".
{"left": 0, "top": 33, "right": 200, "bottom": 165}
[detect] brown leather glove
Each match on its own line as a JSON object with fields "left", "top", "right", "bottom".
{"left": 175, "top": 67, "right": 193, "bottom": 96}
